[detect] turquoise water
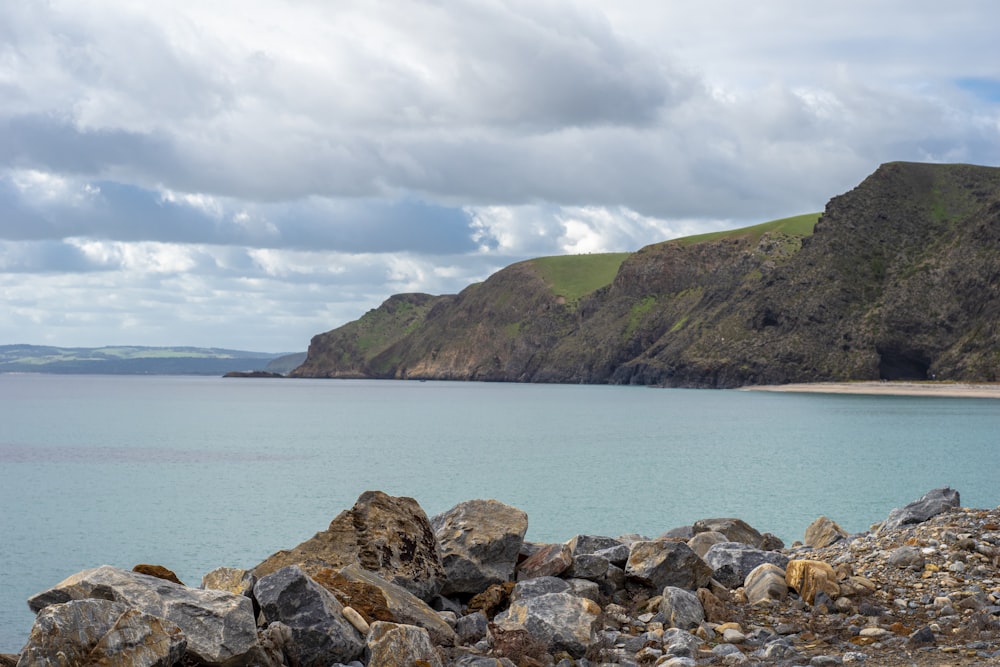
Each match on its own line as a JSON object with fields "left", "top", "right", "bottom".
{"left": 2, "top": 374, "right": 998, "bottom": 652}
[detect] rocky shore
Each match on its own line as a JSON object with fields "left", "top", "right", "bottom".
{"left": 7, "top": 487, "right": 1000, "bottom": 666}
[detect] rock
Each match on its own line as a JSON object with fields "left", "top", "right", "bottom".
{"left": 132, "top": 564, "right": 184, "bottom": 586}
{"left": 784, "top": 560, "right": 840, "bottom": 605}
{"left": 493, "top": 592, "right": 600, "bottom": 659}
{"left": 565, "top": 578, "right": 601, "bottom": 603}
{"left": 17, "top": 599, "right": 186, "bottom": 667}
{"left": 702, "top": 542, "right": 789, "bottom": 589}
{"left": 27, "top": 565, "right": 259, "bottom": 667}
{"left": 516, "top": 542, "right": 572, "bottom": 580}
{"left": 201, "top": 567, "right": 256, "bottom": 596}
{"left": 342, "top": 606, "right": 370, "bottom": 634}
{"left": 804, "top": 516, "right": 848, "bottom": 548}
{"left": 337, "top": 563, "right": 458, "bottom": 646}
{"left": 662, "top": 627, "right": 703, "bottom": 656}
{"left": 880, "top": 487, "right": 961, "bottom": 532}
{"left": 253, "top": 490, "right": 446, "bottom": 601}
{"left": 625, "top": 541, "right": 712, "bottom": 591}
{"left": 593, "top": 543, "right": 631, "bottom": 567}
{"left": 456, "top": 610, "right": 489, "bottom": 645}
{"left": 887, "top": 545, "right": 925, "bottom": 569}
{"left": 431, "top": 499, "right": 528, "bottom": 596}
{"left": 365, "top": 621, "right": 443, "bottom": 667}
{"left": 691, "top": 518, "right": 764, "bottom": 548}
{"left": 743, "top": 563, "right": 788, "bottom": 605}
{"left": 696, "top": 587, "right": 728, "bottom": 623}
{"left": 511, "top": 576, "right": 571, "bottom": 601}
{"left": 467, "top": 582, "right": 516, "bottom": 618}
{"left": 566, "top": 553, "right": 609, "bottom": 580}
{"left": 253, "top": 565, "right": 365, "bottom": 666}
{"left": 659, "top": 586, "right": 705, "bottom": 630}
{"left": 566, "top": 534, "right": 623, "bottom": 556}
{"left": 311, "top": 568, "right": 395, "bottom": 624}
{"left": 687, "top": 530, "right": 729, "bottom": 558}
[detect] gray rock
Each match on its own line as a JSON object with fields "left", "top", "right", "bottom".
{"left": 691, "top": 518, "right": 764, "bottom": 547}
{"left": 253, "top": 565, "right": 365, "bottom": 666}
{"left": 365, "top": 621, "right": 443, "bottom": 667}
{"left": 253, "top": 490, "right": 446, "bottom": 601}
{"left": 658, "top": 586, "right": 705, "bottom": 630}
{"left": 27, "top": 565, "right": 258, "bottom": 667}
{"left": 593, "top": 543, "right": 631, "bottom": 567}
{"left": 565, "top": 578, "right": 601, "bottom": 603}
{"left": 456, "top": 611, "right": 489, "bottom": 645}
{"left": 516, "top": 542, "right": 572, "bottom": 580}
{"left": 687, "top": 530, "right": 729, "bottom": 558}
{"left": 887, "top": 545, "right": 925, "bottom": 569}
{"left": 662, "top": 627, "right": 703, "bottom": 656}
{"left": 432, "top": 499, "right": 528, "bottom": 596}
{"left": 625, "top": 541, "right": 712, "bottom": 591}
{"left": 703, "top": 542, "right": 789, "bottom": 589}
{"left": 511, "top": 576, "right": 571, "bottom": 601}
{"left": 337, "top": 563, "right": 458, "bottom": 646}
{"left": 17, "top": 599, "right": 185, "bottom": 667}
{"left": 567, "top": 534, "right": 623, "bottom": 556}
{"left": 566, "top": 554, "right": 609, "bottom": 580}
{"left": 743, "top": 563, "right": 788, "bottom": 605}
{"left": 881, "top": 487, "right": 961, "bottom": 532}
{"left": 494, "top": 592, "right": 601, "bottom": 659}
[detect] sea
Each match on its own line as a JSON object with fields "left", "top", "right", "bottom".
{"left": 2, "top": 373, "right": 999, "bottom": 652}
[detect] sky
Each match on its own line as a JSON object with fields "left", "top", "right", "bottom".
{"left": 2, "top": 2, "right": 999, "bottom": 352}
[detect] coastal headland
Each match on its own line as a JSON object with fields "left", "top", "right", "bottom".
{"left": 7, "top": 487, "right": 1000, "bottom": 666}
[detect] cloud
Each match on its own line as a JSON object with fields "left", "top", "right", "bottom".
{"left": 0, "top": 1, "right": 999, "bottom": 350}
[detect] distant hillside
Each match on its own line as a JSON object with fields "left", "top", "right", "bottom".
{"left": 0, "top": 345, "right": 301, "bottom": 375}
{"left": 292, "top": 162, "right": 1000, "bottom": 387}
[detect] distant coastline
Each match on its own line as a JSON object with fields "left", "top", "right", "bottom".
{"left": 744, "top": 381, "right": 1000, "bottom": 399}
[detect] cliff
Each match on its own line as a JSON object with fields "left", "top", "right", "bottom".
{"left": 292, "top": 162, "right": 1000, "bottom": 387}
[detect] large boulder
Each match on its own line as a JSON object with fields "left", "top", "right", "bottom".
{"left": 336, "top": 563, "right": 457, "bottom": 646}
{"left": 743, "top": 563, "right": 788, "bottom": 605}
{"left": 516, "top": 542, "right": 573, "bottom": 580}
{"left": 431, "top": 499, "right": 528, "bottom": 596}
{"left": 624, "top": 541, "right": 712, "bottom": 591}
{"left": 365, "top": 621, "right": 444, "bottom": 667}
{"left": 880, "top": 487, "right": 961, "bottom": 532}
{"left": 702, "top": 542, "right": 789, "bottom": 589}
{"left": 691, "top": 518, "right": 764, "bottom": 547}
{"left": 26, "top": 565, "right": 258, "bottom": 667}
{"left": 17, "top": 599, "right": 186, "bottom": 667}
{"left": 784, "top": 560, "right": 840, "bottom": 605}
{"left": 493, "top": 592, "right": 600, "bottom": 659}
{"left": 253, "top": 490, "right": 446, "bottom": 601}
{"left": 253, "top": 565, "right": 365, "bottom": 666}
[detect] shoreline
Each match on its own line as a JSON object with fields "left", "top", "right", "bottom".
{"left": 743, "top": 380, "right": 1000, "bottom": 399}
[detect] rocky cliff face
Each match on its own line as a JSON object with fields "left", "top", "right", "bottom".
{"left": 291, "top": 162, "right": 1000, "bottom": 387}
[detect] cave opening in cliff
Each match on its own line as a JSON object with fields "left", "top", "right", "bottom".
{"left": 877, "top": 346, "right": 930, "bottom": 380}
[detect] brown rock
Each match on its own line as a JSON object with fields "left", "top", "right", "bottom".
{"left": 366, "top": 622, "right": 444, "bottom": 667}
{"left": 132, "top": 564, "right": 183, "bottom": 586}
{"left": 691, "top": 518, "right": 764, "bottom": 547}
{"left": 517, "top": 543, "right": 572, "bottom": 580}
{"left": 696, "top": 588, "right": 728, "bottom": 623}
{"left": 804, "top": 516, "right": 849, "bottom": 548}
{"left": 468, "top": 581, "right": 516, "bottom": 618}
{"left": 252, "top": 490, "right": 446, "bottom": 600}
{"left": 743, "top": 563, "right": 788, "bottom": 605}
{"left": 311, "top": 568, "right": 395, "bottom": 624}
{"left": 784, "top": 560, "right": 840, "bottom": 605}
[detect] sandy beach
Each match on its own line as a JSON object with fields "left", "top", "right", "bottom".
{"left": 744, "top": 381, "right": 1000, "bottom": 398}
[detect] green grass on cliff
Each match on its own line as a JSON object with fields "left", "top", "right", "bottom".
{"left": 675, "top": 213, "right": 821, "bottom": 247}
{"left": 530, "top": 253, "right": 631, "bottom": 303}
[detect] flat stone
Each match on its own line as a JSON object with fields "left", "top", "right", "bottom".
{"left": 253, "top": 565, "right": 365, "bottom": 666}
{"left": 27, "top": 565, "right": 258, "bottom": 667}
{"left": 431, "top": 499, "right": 528, "bottom": 596}
{"left": 253, "top": 490, "right": 446, "bottom": 601}
{"left": 625, "top": 541, "right": 712, "bottom": 591}
{"left": 17, "top": 599, "right": 186, "bottom": 667}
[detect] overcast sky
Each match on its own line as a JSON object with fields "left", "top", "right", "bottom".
{"left": 2, "top": 1, "right": 999, "bottom": 352}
